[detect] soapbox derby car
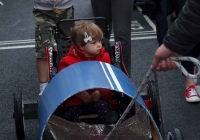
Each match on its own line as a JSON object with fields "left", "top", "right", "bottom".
{"left": 13, "top": 60, "right": 185, "bottom": 140}
{"left": 39, "top": 60, "right": 161, "bottom": 140}
{"left": 13, "top": 17, "right": 184, "bottom": 140}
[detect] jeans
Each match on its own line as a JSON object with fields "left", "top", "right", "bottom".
{"left": 91, "top": 0, "right": 134, "bottom": 76}
{"left": 64, "top": 100, "right": 110, "bottom": 123}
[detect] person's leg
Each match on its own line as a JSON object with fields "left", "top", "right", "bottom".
{"left": 56, "top": 6, "right": 74, "bottom": 37}
{"left": 36, "top": 59, "right": 48, "bottom": 83}
{"left": 181, "top": 51, "right": 195, "bottom": 87}
{"left": 34, "top": 7, "right": 74, "bottom": 96}
{"left": 170, "top": 11, "right": 176, "bottom": 22}
{"left": 93, "top": 100, "right": 118, "bottom": 124}
{"left": 90, "top": 0, "right": 112, "bottom": 39}
{"left": 192, "top": 43, "right": 200, "bottom": 58}
{"left": 171, "top": 0, "right": 186, "bottom": 17}
{"left": 181, "top": 50, "right": 200, "bottom": 102}
{"left": 33, "top": 9, "right": 56, "bottom": 96}
{"left": 155, "top": 4, "right": 168, "bottom": 46}
{"left": 36, "top": 58, "right": 48, "bottom": 96}
{"left": 171, "top": 0, "right": 200, "bottom": 102}
{"left": 192, "top": 42, "right": 200, "bottom": 81}
{"left": 92, "top": 100, "right": 109, "bottom": 123}
{"left": 62, "top": 106, "right": 83, "bottom": 122}
{"left": 184, "top": 77, "right": 200, "bottom": 102}
{"left": 172, "top": 0, "right": 197, "bottom": 97}
{"left": 111, "top": 0, "right": 134, "bottom": 76}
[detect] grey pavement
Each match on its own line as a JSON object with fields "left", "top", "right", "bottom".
{"left": 0, "top": 0, "right": 200, "bottom": 140}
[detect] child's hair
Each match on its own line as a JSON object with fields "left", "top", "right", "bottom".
{"left": 70, "top": 20, "right": 103, "bottom": 47}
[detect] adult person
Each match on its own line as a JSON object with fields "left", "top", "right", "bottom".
{"left": 33, "top": 0, "right": 74, "bottom": 96}
{"left": 154, "top": 0, "right": 186, "bottom": 45}
{"left": 154, "top": 0, "right": 200, "bottom": 102}
{"left": 143, "top": 0, "right": 199, "bottom": 102}
{"left": 90, "top": 0, "right": 134, "bottom": 77}
{"left": 151, "top": 0, "right": 200, "bottom": 102}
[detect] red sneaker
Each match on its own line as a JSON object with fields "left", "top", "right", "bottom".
{"left": 185, "top": 85, "right": 200, "bottom": 102}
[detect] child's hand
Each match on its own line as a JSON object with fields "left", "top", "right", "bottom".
{"left": 91, "top": 90, "right": 102, "bottom": 102}
{"left": 76, "top": 91, "right": 91, "bottom": 104}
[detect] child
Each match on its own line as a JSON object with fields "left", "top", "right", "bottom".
{"left": 59, "top": 20, "right": 118, "bottom": 124}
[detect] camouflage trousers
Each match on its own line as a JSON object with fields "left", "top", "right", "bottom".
{"left": 33, "top": 6, "right": 74, "bottom": 58}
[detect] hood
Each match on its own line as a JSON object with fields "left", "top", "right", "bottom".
{"left": 67, "top": 45, "right": 106, "bottom": 60}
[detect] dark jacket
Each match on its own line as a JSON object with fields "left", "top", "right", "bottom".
{"left": 163, "top": 0, "right": 200, "bottom": 55}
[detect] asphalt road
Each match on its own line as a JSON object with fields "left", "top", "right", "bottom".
{"left": 1, "top": 0, "right": 200, "bottom": 140}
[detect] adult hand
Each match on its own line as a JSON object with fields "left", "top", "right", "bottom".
{"left": 76, "top": 91, "right": 91, "bottom": 104}
{"left": 151, "top": 44, "right": 181, "bottom": 71}
{"left": 91, "top": 90, "right": 102, "bottom": 102}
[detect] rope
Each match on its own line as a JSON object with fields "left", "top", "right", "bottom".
{"left": 104, "top": 56, "right": 200, "bottom": 140}
{"left": 105, "top": 69, "right": 152, "bottom": 140}
{"left": 171, "top": 57, "right": 200, "bottom": 78}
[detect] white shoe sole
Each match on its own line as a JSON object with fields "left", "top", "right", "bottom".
{"left": 186, "top": 96, "right": 200, "bottom": 102}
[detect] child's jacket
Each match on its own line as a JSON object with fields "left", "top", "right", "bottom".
{"left": 59, "top": 45, "right": 117, "bottom": 109}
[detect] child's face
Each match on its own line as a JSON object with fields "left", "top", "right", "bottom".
{"left": 80, "top": 40, "right": 102, "bottom": 57}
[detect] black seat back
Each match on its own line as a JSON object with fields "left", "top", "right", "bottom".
{"left": 56, "top": 37, "right": 114, "bottom": 66}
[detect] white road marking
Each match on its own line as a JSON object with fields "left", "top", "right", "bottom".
{"left": 0, "top": 45, "right": 35, "bottom": 50}
{"left": 135, "top": 5, "right": 156, "bottom": 31}
{"left": 131, "top": 20, "right": 144, "bottom": 30}
{"left": 131, "top": 32, "right": 156, "bottom": 35}
{"left": 0, "top": 39, "right": 34, "bottom": 45}
{"left": 0, "top": 35, "right": 157, "bottom": 50}
{"left": 0, "top": 5, "right": 157, "bottom": 50}
{"left": 110, "top": 36, "right": 157, "bottom": 42}
{"left": 0, "top": 39, "right": 35, "bottom": 50}
{"left": 0, "top": 1, "right": 3, "bottom": 6}
{"left": 109, "top": 5, "right": 157, "bottom": 41}
{"left": 0, "top": 40, "right": 35, "bottom": 46}
{"left": 110, "top": 31, "right": 156, "bottom": 37}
